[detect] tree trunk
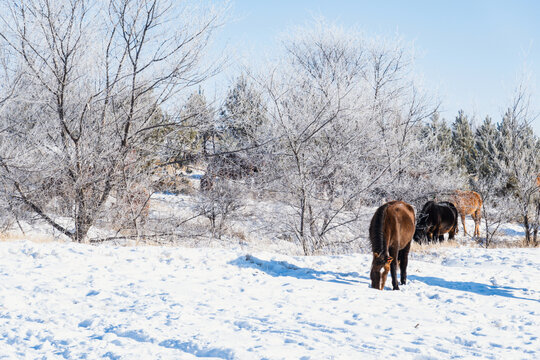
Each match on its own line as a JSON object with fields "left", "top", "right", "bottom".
{"left": 533, "top": 202, "right": 540, "bottom": 246}
{"left": 523, "top": 213, "right": 530, "bottom": 245}
{"left": 299, "top": 195, "right": 308, "bottom": 255}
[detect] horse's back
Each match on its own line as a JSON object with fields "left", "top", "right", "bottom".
{"left": 387, "top": 201, "right": 415, "bottom": 223}
{"left": 452, "top": 190, "right": 482, "bottom": 215}
{"left": 385, "top": 201, "right": 415, "bottom": 248}
{"left": 437, "top": 201, "right": 459, "bottom": 230}
{"left": 439, "top": 201, "right": 458, "bottom": 218}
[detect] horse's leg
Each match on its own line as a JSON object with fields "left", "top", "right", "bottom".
{"left": 460, "top": 214, "right": 468, "bottom": 236}
{"left": 449, "top": 227, "right": 456, "bottom": 240}
{"left": 389, "top": 247, "right": 400, "bottom": 290}
{"left": 438, "top": 234, "right": 445, "bottom": 242}
{"left": 433, "top": 227, "right": 438, "bottom": 242}
{"left": 399, "top": 242, "right": 411, "bottom": 285}
{"left": 380, "top": 261, "right": 390, "bottom": 290}
{"left": 433, "top": 226, "right": 440, "bottom": 243}
{"left": 473, "top": 208, "right": 481, "bottom": 237}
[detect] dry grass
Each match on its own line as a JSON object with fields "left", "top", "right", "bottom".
{"left": 228, "top": 228, "right": 248, "bottom": 242}
{"left": 483, "top": 238, "right": 539, "bottom": 249}
{"left": 0, "top": 232, "right": 58, "bottom": 243}
{"left": 411, "top": 237, "right": 539, "bottom": 252}
{"left": 410, "top": 239, "right": 478, "bottom": 254}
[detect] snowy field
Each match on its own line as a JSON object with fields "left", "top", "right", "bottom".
{"left": 0, "top": 240, "right": 538, "bottom": 359}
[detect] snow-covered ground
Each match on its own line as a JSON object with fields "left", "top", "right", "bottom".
{"left": 0, "top": 240, "right": 538, "bottom": 359}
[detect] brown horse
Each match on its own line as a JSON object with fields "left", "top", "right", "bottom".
{"left": 369, "top": 201, "right": 415, "bottom": 290}
{"left": 450, "top": 190, "right": 482, "bottom": 237}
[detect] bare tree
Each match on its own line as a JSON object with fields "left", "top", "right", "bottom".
{"left": 0, "top": 0, "right": 225, "bottom": 242}
{"left": 471, "top": 175, "right": 514, "bottom": 247}
{"left": 196, "top": 178, "right": 242, "bottom": 239}
{"left": 255, "top": 21, "right": 444, "bottom": 255}
{"left": 496, "top": 80, "right": 540, "bottom": 246}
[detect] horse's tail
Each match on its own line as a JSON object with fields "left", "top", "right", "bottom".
{"left": 369, "top": 202, "right": 390, "bottom": 258}
{"left": 474, "top": 191, "right": 483, "bottom": 209}
{"left": 445, "top": 201, "right": 458, "bottom": 228}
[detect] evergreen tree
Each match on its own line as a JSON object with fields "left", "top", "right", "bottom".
{"left": 473, "top": 116, "right": 499, "bottom": 179}
{"left": 496, "top": 109, "right": 520, "bottom": 169}
{"left": 219, "top": 75, "right": 266, "bottom": 148}
{"left": 419, "top": 112, "right": 454, "bottom": 168}
{"left": 451, "top": 110, "right": 477, "bottom": 174}
{"left": 179, "top": 89, "right": 215, "bottom": 158}
{"left": 495, "top": 106, "right": 540, "bottom": 245}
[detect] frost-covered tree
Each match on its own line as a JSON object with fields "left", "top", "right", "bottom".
{"left": 420, "top": 112, "right": 452, "bottom": 153}
{"left": 219, "top": 74, "right": 267, "bottom": 149}
{"left": 464, "top": 116, "right": 510, "bottom": 247}
{"left": 361, "top": 52, "right": 464, "bottom": 204}
{"left": 471, "top": 173, "right": 514, "bottom": 248}
{"left": 451, "top": 110, "right": 477, "bottom": 175}
{"left": 257, "top": 21, "right": 449, "bottom": 254}
{"left": 494, "top": 83, "right": 540, "bottom": 245}
{"left": 473, "top": 116, "right": 500, "bottom": 179}
{"left": 178, "top": 89, "right": 216, "bottom": 159}
{"left": 197, "top": 178, "right": 243, "bottom": 239}
{"left": 0, "top": 0, "right": 224, "bottom": 242}
{"left": 259, "top": 22, "right": 371, "bottom": 254}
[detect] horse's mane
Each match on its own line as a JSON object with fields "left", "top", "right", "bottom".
{"left": 369, "top": 203, "right": 390, "bottom": 256}
{"left": 420, "top": 200, "right": 435, "bottom": 213}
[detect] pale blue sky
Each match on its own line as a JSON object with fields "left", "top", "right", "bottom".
{"left": 208, "top": 0, "right": 539, "bottom": 134}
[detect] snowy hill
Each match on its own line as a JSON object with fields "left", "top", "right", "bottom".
{"left": 0, "top": 240, "right": 538, "bottom": 359}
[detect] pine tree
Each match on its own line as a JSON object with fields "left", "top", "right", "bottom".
{"left": 473, "top": 116, "right": 499, "bottom": 179}
{"left": 419, "top": 112, "right": 454, "bottom": 168}
{"left": 451, "top": 110, "right": 477, "bottom": 175}
{"left": 179, "top": 89, "right": 215, "bottom": 158}
{"left": 219, "top": 75, "right": 266, "bottom": 149}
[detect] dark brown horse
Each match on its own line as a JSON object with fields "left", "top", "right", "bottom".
{"left": 450, "top": 190, "right": 482, "bottom": 237}
{"left": 369, "top": 201, "right": 415, "bottom": 290}
{"left": 413, "top": 201, "right": 458, "bottom": 244}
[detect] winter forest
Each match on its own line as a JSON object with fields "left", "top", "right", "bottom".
{"left": 0, "top": 0, "right": 538, "bottom": 359}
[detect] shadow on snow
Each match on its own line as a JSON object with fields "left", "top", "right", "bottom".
{"left": 229, "top": 254, "right": 368, "bottom": 285}
{"left": 409, "top": 275, "right": 539, "bottom": 303}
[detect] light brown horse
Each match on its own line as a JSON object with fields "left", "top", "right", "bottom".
{"left": 451, "top": 190, "right": 482, "bottom": 237}
{"left": 369, "top": 201, "right": 415, "bottom": 290}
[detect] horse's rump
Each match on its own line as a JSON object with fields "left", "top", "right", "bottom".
{"left": 450, "top": 190, "right": 482, "bottom": 236}
{"left": 370, "top": 201, "right": 415, "bottom": 254}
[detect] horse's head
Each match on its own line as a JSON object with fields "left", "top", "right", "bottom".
{"left": 370, "top": 252, "right": 392, "bottom": 290}
{"left": 413, "top": 210, "right": 430, "bottom": 244}
{"left": 413, "top": 226, "right": 426, "bottom": 244}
